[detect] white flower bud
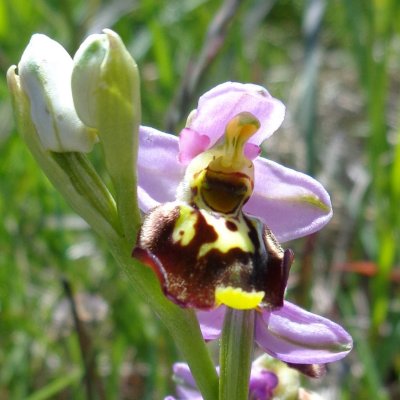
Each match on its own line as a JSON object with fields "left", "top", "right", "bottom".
{"left": 18, "top": 34, "right": 97, "bottom": 152}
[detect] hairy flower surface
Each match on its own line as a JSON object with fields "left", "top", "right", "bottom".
{"left": 133, "top": 82, "right": 332, "bottom": 311}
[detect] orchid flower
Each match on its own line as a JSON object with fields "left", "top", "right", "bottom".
{"left": 133, "top": 82, "right": 332, "bottom": 310}
{"left": 133, "top": 82, "right": 352, "bottom": 367}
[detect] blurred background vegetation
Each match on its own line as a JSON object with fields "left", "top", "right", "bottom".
{"left": 1, "top": 0, "right": 399, "bottom": 399}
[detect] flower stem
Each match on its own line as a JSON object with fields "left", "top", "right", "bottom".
{"left": 219, "top": 308, "right": 255, "bottom": 400}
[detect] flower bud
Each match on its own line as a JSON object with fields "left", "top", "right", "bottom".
{"left": 72, "top": 29, "right": 140, "bottom": 131}
{"left": 17, "top": 34, "right": 97, "bottom": 152}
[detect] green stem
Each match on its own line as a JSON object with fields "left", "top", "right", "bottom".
{"left": 219, "top": 308, "right": 255, "bottom": 400}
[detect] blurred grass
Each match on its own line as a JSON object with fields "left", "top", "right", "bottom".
{"left": 1, "top": 0, "right": 400, "bottom": 399}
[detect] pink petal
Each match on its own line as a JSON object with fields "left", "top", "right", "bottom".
{"left": 180, "top": 82, "right": 285, "bottom": 162}
{"left": 137, "top": 126, "right": 184, "bottom": 212}
{"left": 196, "top": 306, "right": 226, "bottom": 340}
{"left": 244, "top": 143, "right": 261, "bottom": 160}
{"left": 178, "top": 128, "right": 210, "bottom": 166}
{"left": 244, "top": 158, "right": 332, "bottom": 242}
{"left": 255, "top": 301, "right": 353, "bottom": 364}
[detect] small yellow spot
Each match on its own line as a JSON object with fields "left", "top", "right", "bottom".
{"left": 215, "top": 286, "right": 264, "bottom": 309}
{"left": 298, "top": 195, "right": 331, "bottom": 213}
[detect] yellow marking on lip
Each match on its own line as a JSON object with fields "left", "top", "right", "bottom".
{"left": 172, "top": 204, "right": 198, "bottom": 246}
{"left": 197, "top": 211, "right": 254, "bottom": 258}
{"left": 215, "top": 286, "right": 264, "bottom": 309}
